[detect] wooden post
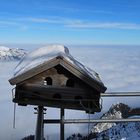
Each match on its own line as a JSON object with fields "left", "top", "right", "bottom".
{"left": 60, "top": 108, "right": 64, "bottom": 140}
{"left": 35, "top": 106, "right": 44, "bottom": 140}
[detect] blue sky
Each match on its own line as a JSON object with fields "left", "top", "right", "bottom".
{"left": 0, "top": 0, "right": 140, "bottom": 45}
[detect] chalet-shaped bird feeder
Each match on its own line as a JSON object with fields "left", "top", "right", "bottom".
{"left": 9, "top": 45, "right": 107, "bottom": 113}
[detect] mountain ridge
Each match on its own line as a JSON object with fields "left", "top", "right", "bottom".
{"left": 67, "top": 103, "right": 140, "bottom": 140}
{"left": 0, "top": 46, "right": 27, "bottom": 61}
{"left": 91, "top": 103, "right": 140, "bottom": 140}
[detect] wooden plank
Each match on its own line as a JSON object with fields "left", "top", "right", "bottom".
{"left": 43, "top": 119, "right": 60, "bottom": 124}
{"left": 23, "top": 83, "right": 89, "bottom": 96}
{"left": 13, "top": 96, "right": 100, "bottom": 112}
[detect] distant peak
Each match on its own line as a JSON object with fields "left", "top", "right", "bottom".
{"left": 110, "top": 103, "right": 130, "bottom": 112}
{"left": 0, "top": 46, "right": 10, "bottom": 51}
{"left": 0, "top": 46, "right": 27, "bottom": 61}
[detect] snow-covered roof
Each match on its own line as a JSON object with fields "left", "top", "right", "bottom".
{"left": 9, "top": 45, "right": 107, "bottom": 92}
{"left": 14, "top": 45, "right": 69, "bottom": 76}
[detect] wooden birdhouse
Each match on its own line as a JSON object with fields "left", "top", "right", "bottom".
{"left": 9, "top": 45, "right": 107, "bottom": 113}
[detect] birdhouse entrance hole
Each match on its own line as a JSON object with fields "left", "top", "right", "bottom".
{"left": 44, "top": 77, "right": 52, "bottom": 85}
{"left": 66, "top": 78, "right": 74, "bottom": 87}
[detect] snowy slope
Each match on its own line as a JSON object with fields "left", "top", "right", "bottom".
{"left": 0, "top": 46, "right": 27, "bottom": 61}
{"left": 91, "top": 103, "right": 130, "bottom": 133}
{"left": 67, "top": 103, "right": 140, "bottom": 140}
{"left": 91, "top": 103, "right": 140, "bottom": 140}
{"left": 92, "top": 119, "right": 140, "bottom": 140}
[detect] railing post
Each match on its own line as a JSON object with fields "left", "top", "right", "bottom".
{"left": 60, "top": 108, "right": 65, "bottom": 140}
{"left": 35, "top": 106, "right": 44, "bottom": 140}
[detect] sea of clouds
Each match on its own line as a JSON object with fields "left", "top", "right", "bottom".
{"left": 0, "top": 45, "right": 140, "bottom": 139}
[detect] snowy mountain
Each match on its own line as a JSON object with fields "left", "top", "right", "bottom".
{"left": 0, "top": 46, "right": 27, "bottom": 61}
{"left": 91, "top": 103, "right": 130, "bottom": 133}
{"left": 67, "top": 103, "right": 140, "bottom": 140}
{"left": 90, "top": 103, "right": 140, "bottom": 140}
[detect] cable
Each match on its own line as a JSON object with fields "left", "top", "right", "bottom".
{"left": 88, "top": 103, "right": 91, "bottom": 137}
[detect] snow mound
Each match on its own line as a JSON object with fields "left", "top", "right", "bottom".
{"left": 14, "top": 44, "right": 101, "bottom": 83}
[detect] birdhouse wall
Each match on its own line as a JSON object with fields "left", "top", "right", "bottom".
{"left": 22, "top": 67, "right": 68, "bottom": 86}
{"left": 20, "top": 66, "right": 93, "bottom": 91}
{"left": 14, "top": 65, "right": 101, "bottom": 113}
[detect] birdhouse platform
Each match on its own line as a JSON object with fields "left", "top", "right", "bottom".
{"left": 9, "top": 45, "right": 107, "bottom": 113}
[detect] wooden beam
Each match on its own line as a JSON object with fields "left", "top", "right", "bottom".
{"left": 13, "top": 98, "right": 100, "bottom": 113}
{"left": 43, "top": 119, "right": 60, "bottom": 124}
{"left": 23, "top": 83, "right": 88, "bottom": 95}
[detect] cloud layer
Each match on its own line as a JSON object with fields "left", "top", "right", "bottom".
{"left": 0, "top": 45, "right": 140, "bottom": 139}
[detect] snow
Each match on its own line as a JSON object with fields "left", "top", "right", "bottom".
{"left": 90, "top": 103, "right": 140, "bottom": 140}
{"left": 14, "top": 44, "right": 101, "bottom": 83}
{"left": 91, "top": 119, "right": 140, "bottom": 140}
{"left": 0, "top": 46, "right": 10, "bottom": 57}
{"left": 0, "top": 46, "right": 10, "bottom": 51}
{"left": 0, "top": 46, "right": 26, "bottom": 61}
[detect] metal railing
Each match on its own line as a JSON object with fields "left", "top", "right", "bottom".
{"left": 37, "top": 92, "right": 140, "bottom": 140}
{"left": 101, "top": 92, "right": 140, "bottom": 97}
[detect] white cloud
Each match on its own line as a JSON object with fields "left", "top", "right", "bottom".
{"left": 0, "top": 20, "right": 19, "bottom": 26}
{"left": 23, "top": 17, "right": 61, "bottom": 24}
{"left": 66, "top": 21, "right": 140, "bottom": 30}
{"left": 16, "top": 16, "right": 70, "bottom": 24}
{"left": 0, "top": 20, "right": 28, "bottom": 31}
{"left": 1, "top": 17, "right": 140, "bottom": 31}
{"left": 20, "top": 17, "right": 140, "bottom": 30}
